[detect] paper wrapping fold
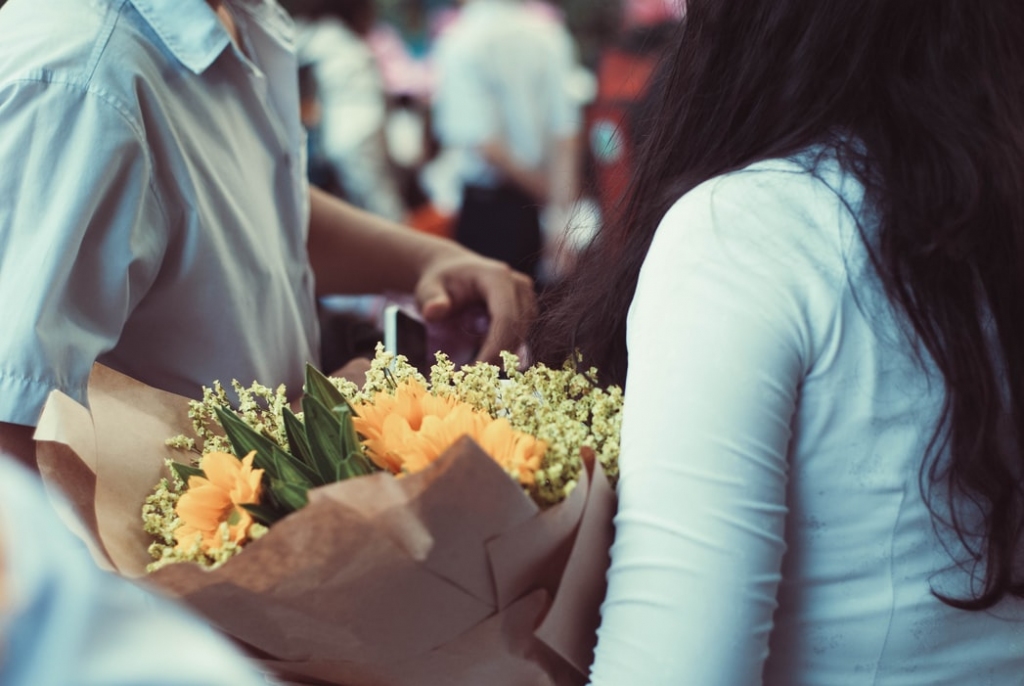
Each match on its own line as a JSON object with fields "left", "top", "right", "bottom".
{"left": 34, "top": 364, "right": 616, "bottom": 685}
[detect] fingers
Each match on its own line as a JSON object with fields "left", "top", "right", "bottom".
{"left": 413, "top": 249, "right": 537, "bottom": 364}
{"left": 420, "top": 291, "right": 452, "bottom": 322}
{"left": 475, "top": 268, "right": 536, "bottom": 364}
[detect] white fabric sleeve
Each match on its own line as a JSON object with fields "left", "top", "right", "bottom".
{"left": 0, "top": 78, "right": 166, "bottom": 425}
{"left": 589, "top": 173, "right": 817, "bottom": 685}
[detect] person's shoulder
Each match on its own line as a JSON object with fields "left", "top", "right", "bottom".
{"left": 0, "top": 0, "right": 116, "bottom": 85}
{"left": 439, "top": 2, "right": 548, "bottom": 50}
{"left": 0, "top": 0, "right": 204, "bottom": 144}
{"left": 659, "top": 150, "right": 866, "bottom": 284}
{"left": 0, "top": 0, "right": 157, "bottom": 115}
{"left": 699, "top": 151, "right": 857, "bottom": 214}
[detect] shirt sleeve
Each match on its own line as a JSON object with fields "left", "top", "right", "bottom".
{"left": 0, "top": 78, "right": 166, "bottom": 426}
{"left": 589, "top": 172, "right": 820, "bottom": 684}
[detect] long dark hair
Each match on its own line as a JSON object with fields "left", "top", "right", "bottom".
{"left": 530, "top": 0, "right": 1024, "bottom": 609}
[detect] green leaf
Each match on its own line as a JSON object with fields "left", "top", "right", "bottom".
{"left": 335, "top": 458, "right": 353, "bottom": 482}
{"left": 335, "top": 403, "right": 378, "bottom": 477}
{"left": 170, "top": 461, "right": 205, "bottom": 483}
{"left": 282, "top": 407, "right": 315, "bottom": 470}
{"left": 334, "top": 452, "right": 376, "bottom": 481}
{"left": 304, "top": 363, "right": 351, "bottom": 413}
{"left": 259, "top": 481, "right": 287, "bottom": 513}
{"left": 302, "top": 395, "right": 348, "bottom": 483}
{"left": 241, "top": 502, "right": 285, "bottom": 526}
{"left": 269, "top": 478, "right": 309, "bottom": 513}
{"left": 214, "top": 406, "right": 317, "bottom": 488}
{"left": 352, "top": 451, "right": 378, "bottom": 475}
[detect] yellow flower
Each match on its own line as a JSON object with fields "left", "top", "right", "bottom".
{"left": 174, "top": 451, "right": 263, "bottom": 553}
{"left": 474, "top": 413, "right": 547, "bottom": 486}
{"left": 352, "top": 381, "right": 458, "bottom": 472}
{"left": 352, "top": 381, "right": 547, "bottom": 485}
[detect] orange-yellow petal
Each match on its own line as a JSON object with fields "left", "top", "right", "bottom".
{"left": 174, "top": 450, "right": 263, "bottom": 552}
{"left": 352, "top": 383, "right": 546, "bottom": 484}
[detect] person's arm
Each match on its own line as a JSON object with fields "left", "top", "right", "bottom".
{"left": 477, "top": 119, "right": 580, "bottom": 209}
{"left": 478, "top": 139, "right": 552, "bottom": 204}
{"left": 590, "top": 177, "right": 812, "bottom": 684}
{"left": 537, "top": 27, "right": 584, "bottom": 275}
{"left": 548, "top": 131, "right": 581, "bottom": 212}
{"left": 306, "top": 187, "right": 535, "bottom": 362}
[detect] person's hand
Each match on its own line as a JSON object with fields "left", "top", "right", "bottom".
{"left": 304, "top": 188, "right": 536, "bottom": 362}
{"left": 477, "top": 139, "right": 550, "bottom": 204}
{"left": 413, "top": 248, "right": 536, "bottom": 364}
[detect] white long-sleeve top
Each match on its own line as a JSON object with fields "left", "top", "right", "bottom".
{"left": 590, "top": 152, "right": 1024, "bottom": 684}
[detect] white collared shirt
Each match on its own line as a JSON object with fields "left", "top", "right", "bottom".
{"left": 0, "top": 0, "right": 319, "bottom": 424}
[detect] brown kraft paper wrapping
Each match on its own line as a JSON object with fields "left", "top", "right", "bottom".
{"left": 34, "top": 363, "right": 616, "bottom": 685}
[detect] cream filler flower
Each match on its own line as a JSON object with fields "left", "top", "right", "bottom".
{"left": 152, "top": 345, "right": 623, "bottom": 569}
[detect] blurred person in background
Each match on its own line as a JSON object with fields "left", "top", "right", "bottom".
{"left": 431, "top": 0, "right": 582, "bottom": 285}
{"left": 288, "top": 0, "right": 407, "bottom": 221}
{"left": 298, "top": 61, "right": 345, "bottom": 195}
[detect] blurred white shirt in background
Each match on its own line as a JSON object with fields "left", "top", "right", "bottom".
{"left": 431, "top": 0, "right": 582, "bottom": 192}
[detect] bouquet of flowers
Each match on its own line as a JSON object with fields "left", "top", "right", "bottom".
{"left": 34, "top": 348, "right": 620, "bottom": 686}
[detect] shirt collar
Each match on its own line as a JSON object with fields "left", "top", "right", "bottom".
{"left": 128, "top": 0, "right": 231, "bottom": 74}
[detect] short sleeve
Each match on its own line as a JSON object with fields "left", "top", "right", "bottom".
{"left": 590, "top": 171, "right": 832, "bottom": 684}
{"left": 0, "top": 78, "right": 166, "bottom": 425}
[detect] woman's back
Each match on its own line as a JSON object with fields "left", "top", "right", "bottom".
{"left": 591, "top": 151, "right": 1024, "bottom": 684}
{"left": 760, "top": 155, "right": 1024, "bottom": 683}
